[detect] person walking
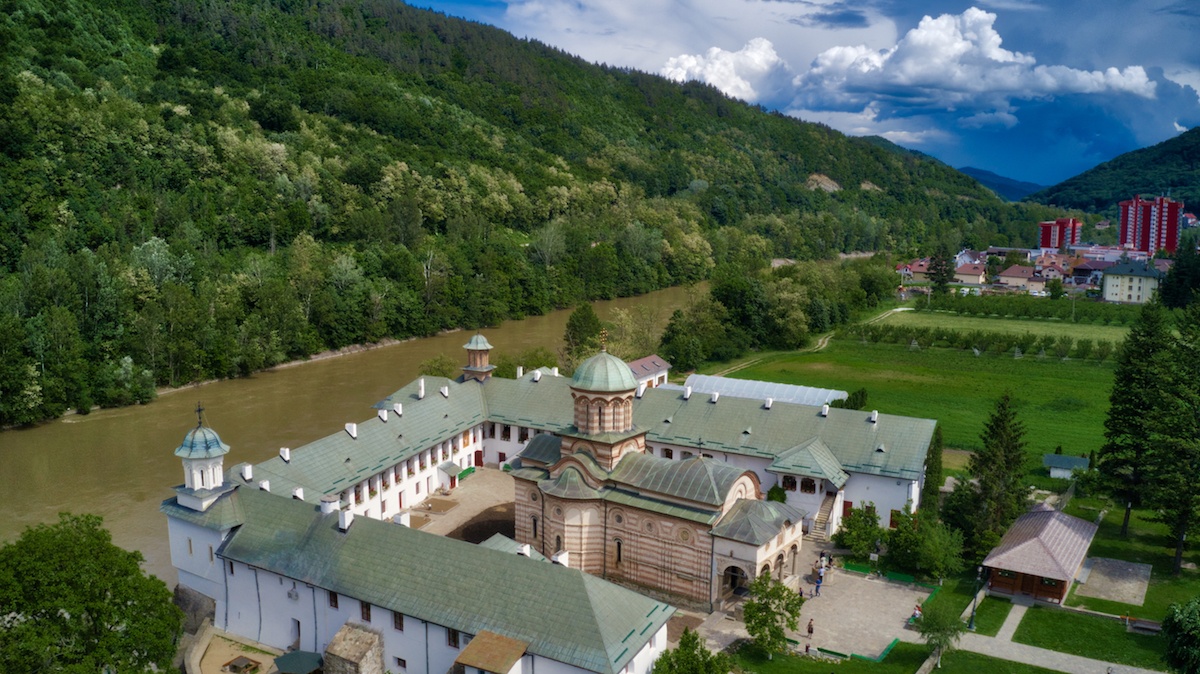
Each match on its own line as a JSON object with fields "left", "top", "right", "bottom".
{"left": 815, "top": 575, "right": 822, "bottom": 596}
{"left": 807, "top": 618, "right": 814, "bottom": 639}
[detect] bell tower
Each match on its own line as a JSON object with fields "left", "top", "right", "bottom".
{"left": 174, "top": 403, "right": 233, "bottom": 512}
{"left": 562, "top": 347, "right": 646, "bottom": 471}
{"left": 462, "top": 333, "right": 496, "bottom": 382}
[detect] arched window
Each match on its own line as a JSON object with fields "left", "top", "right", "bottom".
{"left": 555, "top": 535, "right": 563, "bottom": 553}
{"left": 614, "top": 538, "right": 623, "bottom": 563}
{"left": 531, "top": 516, "right": 539, "bottom": 539}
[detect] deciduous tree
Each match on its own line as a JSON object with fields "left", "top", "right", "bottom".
{"left": 0, "top": 514, "right": 182, "bottom": 673}
{"left": 833, "top": 503, "right": 882, "bottom": 560}
{"left": 917, "top": 599, "right": 966, "bottom": 668}
{"left": 743, "top": 570, "right": 804, "bottom": 658}
{"left": 1165, "top": 596, "right": 1200, "bottom": 674}
{"left": 653, "top": 627, "right": 730, "bottom": 674}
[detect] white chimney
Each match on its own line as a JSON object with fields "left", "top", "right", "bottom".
{"left": 258, "top": 480, "right": 271, "bottom": 492}
{"left": 533, "top": 370, "right": 542, "bottom": 382}
{"left": 552, "top": 367, "right": 559, "bottom": 377}
{"left": 393, "top": 403, "right": 403, "bottom": 416}
{"left": 241, "top": 464, "right": 253, "bottom": 481}
{"left": 517, "top": 543, "right": 531, "bottom": 557}
{"left": 280, "top": 447, "right": 291, "bottom": 462}
{"left": 378, "top": 409, "right": 388, "bottom": 422}
{"left": 710, "top": 391, "right": 720, "bottom": 404}
{"left": 517, "top": 366, "right": 524, "bottom": 378}
{"left": 419, "top": 378, "right": 425, "bottom": 399}
{"left": 552, "top": 550, "right": 570, "bottom": 567}
{"left": 394, "top": 511, "right": 411, "bottom": 527}
{"left": 684, "top": 386, "right": 692, "bottom": 400}
{"left": 292, "top": 487, "right": 304, "bottom": 501}
{"left": 764, "top": 398, "right": 773, "bottom": 410}
{"left": 345, "top": 423, "right": 357, "bottom": 439}
{"left": 338, "top": 509, "right": 354, "bottom": 532}
{"left": 821, "top": 404, "right": 829, "bottom": 417}
{"left": 440, "top": 386, "right": 449, "bottom": 398}
{"left": 870, "top": 410, "right": 879, "bottom": 423}
{"left": 320, "top": 495, "right": 339, "bottom": 514}
{"left": 636, "top": 383, "right": 646, "bottom": 398}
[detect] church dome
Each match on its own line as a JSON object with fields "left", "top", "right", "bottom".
{"left": 572, "top": 350, "right": 637, "bottom": 392}
{"left": 464, "top": 333, "right": 494, "bottom": 351}
{"left": 174, "top": 426, "right": 230, "bottom": 460}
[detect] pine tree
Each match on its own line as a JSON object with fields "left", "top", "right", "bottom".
{"left": 1145, "top": 301, "right": 1200, "bottom": 574}
{"left": 966, "top": 392, "right": 1028, "bottom": 554}
{"left": 927, "top": 246, "right": 955, "bottom": 296}
{"left": 921, "top": 425, "right": 944, "bottom": 512}
{"left": 1098, "top": 300, "right": 1175, "bottom": 535}
{"left": 1161, "top": 232, "right": 1200, "bottom": 309}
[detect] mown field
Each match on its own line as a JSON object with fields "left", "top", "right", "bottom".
{"left": 878, "top": 310, "right": 1131, "bottom": 343}
{"left": 730, "top": 339, "right": 1114, "bottom": 458}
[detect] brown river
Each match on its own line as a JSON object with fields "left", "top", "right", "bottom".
{"left": 0, "top": 284, "right": 700, "bottom": 585}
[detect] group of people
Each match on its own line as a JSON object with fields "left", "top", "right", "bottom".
{"left": 811, "top": 550, "right": 830, "bottom": 597}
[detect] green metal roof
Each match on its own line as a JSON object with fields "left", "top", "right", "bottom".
{"left": 216, "top": 487, "right": 672, "bottom": 674}
{"left": 571, "top": 351, "right": 638, "bottom": 392}
{"left": 608, "top": 453, "right": 745, "bottom": 507}
{"left": 465, "top": 334, "right": 495, "bottom": 350}
{"left": 768, "top": 439, "right": 850, "bottom": 488}
{"left": 540, "top": 468, "right": 603, "bottom": 500}
{"left": 160, "top": 489, "right": 245, "bottom": 530}
{"left": 1104, "top": 261, "right": 1165, "bottom": 279}
{"left": 521, "top": 433, "right": 563, "bottom": 465}
{"left": 603, "top": 489, "right": 720, "bottom": 525}
{"left": 174, "top": 425, "right": 231, "bottom": 460}
{"left": 478, "top": 533, "right": 550, "bottom": 562}
{"left": 710, "top": 499, "right": 806, "bottom": 546}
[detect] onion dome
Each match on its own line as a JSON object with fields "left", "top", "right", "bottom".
{"left": 174, "top": 426, "right": 230, "bottom": 460}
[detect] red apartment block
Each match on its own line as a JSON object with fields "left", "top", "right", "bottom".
{"left": 1120, "top": 195, "right": 1182, "bottom": 254}
{"left": 1038, "top": 218, "right": 1082, "bottom": 249}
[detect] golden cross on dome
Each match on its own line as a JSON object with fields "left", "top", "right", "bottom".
{"left": 600, "top": 328, "right": 608, "bottom": 351}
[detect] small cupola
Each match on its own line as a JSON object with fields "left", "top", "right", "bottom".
{"left": 462, "top": 333, "right": 497, "bottom": 382}
{"left": 173, "top": 403, "right": 233, "bottom": 512}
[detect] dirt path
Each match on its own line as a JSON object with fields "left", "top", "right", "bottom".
{"left": 710, "top": 306, "right": 912, "bottom": 377}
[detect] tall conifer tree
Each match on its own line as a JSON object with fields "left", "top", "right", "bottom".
{"left": 967, "top": 392, "right": 1028, "bottom": 553}
{"left": 1098, "top": 300, "right": 1175, "bottom": 535}
{"left": 921, "top": 425, "right": 944, "bottom": 512}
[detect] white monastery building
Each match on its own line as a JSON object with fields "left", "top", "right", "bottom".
{"left": 163, "top": 334, "right": 935, "bottom": 661}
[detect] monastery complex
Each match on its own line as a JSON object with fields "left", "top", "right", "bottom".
{"left": 162, "top": 335, "right": 936, "bottom": 673}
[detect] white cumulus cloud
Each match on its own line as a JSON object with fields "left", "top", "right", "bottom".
{"left": 793, "top": 7, "right": 1156, "bottom": 116}
{"left": 661, "top": 38, "right": 791, "bottom": 102}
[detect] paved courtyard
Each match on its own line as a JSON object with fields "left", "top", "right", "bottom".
{"left": 788, "top": 566, "right": 933, "bottom": 657}
{"left": 1076, "top": 557, "right": 1152, "bottom": 606}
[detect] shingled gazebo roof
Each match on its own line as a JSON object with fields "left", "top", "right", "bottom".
{"left": 982, "top": 504, "right": 1098, "bottom": 582}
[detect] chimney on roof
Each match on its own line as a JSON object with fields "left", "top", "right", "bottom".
{"left": 764, "top": 397, "right": 773, "bottom": 409}
{"left": 292, "top": 487, "right": 304, "bottom": 501}
{"left": 393, "top": 403, "right": 403, "bottom": 416}
{"left": 259, "top": 480, "right": 270, "bottom": 492}
{"left": 533, "top": 370, "right": 542, "bottom": 382}
{"left": 394, "top": 511, "right": 411, "bottom": 527}
{"left": 551, "top": 550, "right": 570, "bottom": 567}
{"left": 710, "top": 391, "right": 720, "bottom": 404}
{"left": 439, "top": 386, "right": 449, "bottom": 398}
{"left": 280, "top": 447, "right": 291, "bottom": 463}
{"left": 320, "top": 495, "right": 339, "bottom": 514}
{"left": 241, "top": 464, "right": 253, "bottom": 481}
{"left": 378, "top": 409, "right": 388, "bottom": 422}
{"left": 684, "top": 386, "right": 692, "bottom": 400}
{"left": 517, "top": 543, "right": 531, "bottom": 557}
{"left": 636, "top": 383, "right": 646, "bottom": 398}
{"left": 345, "top": 423, "right": 357, "bottom": 439}
{"left": 870, "top": 410, "right": 879, "bottom": 423}
{"left": 552, "top": 367, "right": 559, "bottom": 377}
{"left": 338, "top": 509, "right": 354, "bottom": 532}
{"left": 517, "top": 366, "right": 524, "bottom": 378}
{"left": 821, "top": 404, "right": 829, "bottom": 417}
{"left": 419, "top": 378, "right": 425, "bottom": 400}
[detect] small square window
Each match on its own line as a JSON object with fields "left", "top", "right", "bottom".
{"left": 395, "top": 658, "right": 407, "bottom": 670}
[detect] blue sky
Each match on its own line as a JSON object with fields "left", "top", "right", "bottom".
{"left": 416, "top": 0, "right": 1200, "bottom": 187}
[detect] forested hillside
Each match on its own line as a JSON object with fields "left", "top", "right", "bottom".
{"left": 0, "top": 0, "right": 1072, "bottom": 425}
{"left": 1027, "top": 127, "right": 1200, "bottom": 214}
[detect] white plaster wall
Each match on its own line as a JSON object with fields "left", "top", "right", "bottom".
{"left": 167, "top": 517, "right": 228, "bottom": 601}
{"left": 841, "top": 474, "right": 917, "bottom": 525}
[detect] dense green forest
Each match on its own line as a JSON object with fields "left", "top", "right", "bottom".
{"left": 0, "top": 0, "right": 1077, "bottom": 426}
{"left": 1028, "top": 127, "right": 1200, "bottom": 215}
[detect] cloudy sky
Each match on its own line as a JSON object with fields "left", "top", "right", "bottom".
{"left": 420, "top": 0, "right": 1200, "bottom": 187}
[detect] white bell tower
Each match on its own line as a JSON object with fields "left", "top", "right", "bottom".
{"left": 174, "top": 402, "right": 232, "bottom": 512}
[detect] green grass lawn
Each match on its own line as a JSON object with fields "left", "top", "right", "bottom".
{"left": 731, "top": 340, "right": 1114, "bottom": 456}
{"left": 878, "top": 310, "right": 1131, "bottom": 343}
{"left": 1063, "top": 496, "right": 1200, "bottom": 621}
{"left": 969, "top": 597, "right": 1013, "bottom": 637}
{"left": 938, "top": 649, "right": 1062, "bottom": 673}
{"left": 730, "top": 640, "right": 930, "bottom": 674}
{"left": 1011, "top": 605, "right": 1167, "bottom": 670}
